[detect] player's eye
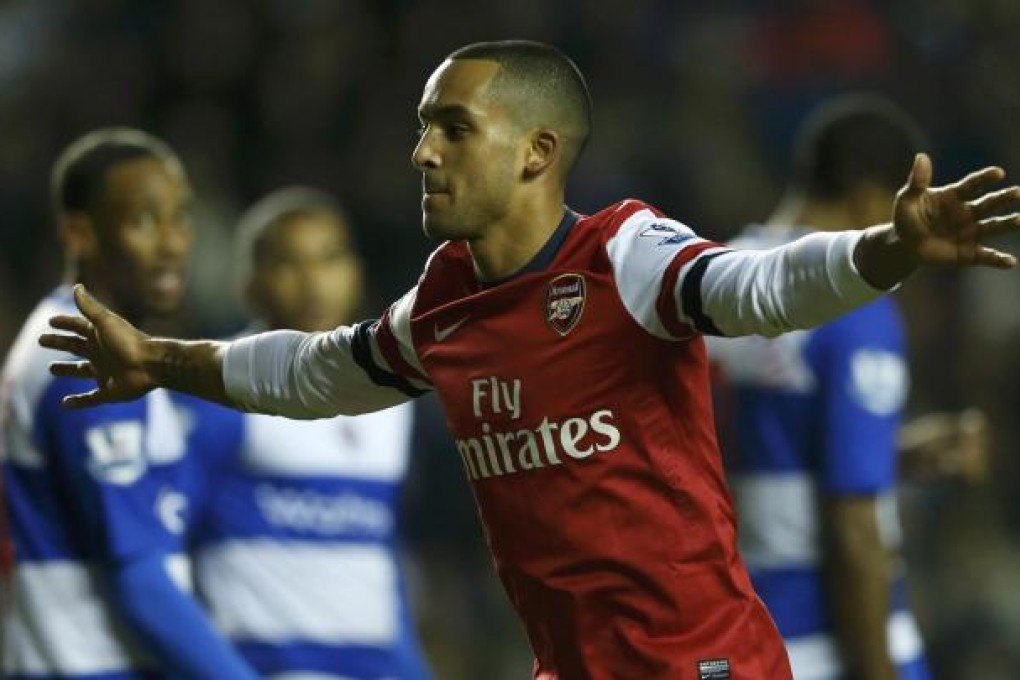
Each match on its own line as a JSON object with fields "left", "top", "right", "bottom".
{"left": 129, "top": 212, "right": 158, "bottom": 233}
{"left": 445, "top": 123, "right": 469, "bottom": 141}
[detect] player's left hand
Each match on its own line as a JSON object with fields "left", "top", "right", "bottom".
{"left": 894, "top": 153, "right": 1020, "bottom": 269}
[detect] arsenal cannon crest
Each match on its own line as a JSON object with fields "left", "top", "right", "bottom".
{"left": 545, "top": 273, "right": 586, "bottom": 336}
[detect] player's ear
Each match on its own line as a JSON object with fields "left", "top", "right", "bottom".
{"left": 59, "top": 212, "right": 99, "bottom": 261}
{"left": 522, "top": 128, "right": 560, "bottom": 180}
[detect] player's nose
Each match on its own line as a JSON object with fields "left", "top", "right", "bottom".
{"left": 411, "top": 131, "right": 440, "bottom": 171}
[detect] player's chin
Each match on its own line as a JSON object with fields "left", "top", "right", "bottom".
{"left": 421, "top": 212, "right": 473, "bottom": 242}
{"left": 422, "top": 214, "right": 454, "bottom": 240}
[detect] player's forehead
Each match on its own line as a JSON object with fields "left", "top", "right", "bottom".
{"left": 417, "top": 58, "right": 501, "bottom": 121}
{"left": 255, "top": 211, "right": 352, "bottom": 265}
{"left": 102, "top": 157, "right": 189, "bottom": 210}
{"left": 268, "top": 212, "right": 350, "bottom": 250}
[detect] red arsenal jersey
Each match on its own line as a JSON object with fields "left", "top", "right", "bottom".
{"left": 371, "top": 200, "right": 792, "bottom": 679}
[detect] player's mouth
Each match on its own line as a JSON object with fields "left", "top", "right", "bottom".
{"left": 420, "top": 177, "right": 448, "bottom": 208}
{"left": 150, "top": 268, "right": 185, "bottom": 298}
{"left": 422, "top": 190, "right": 449, "bottom": 211}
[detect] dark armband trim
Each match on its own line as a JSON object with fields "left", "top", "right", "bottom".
{"left": 350, "top": 321, "right": 429, "bottom": 398}
{"left": 680, "top": 252, "right": 727, "bottom": 336}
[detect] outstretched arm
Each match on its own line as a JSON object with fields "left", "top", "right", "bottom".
{"left": 822, "top": 496, "right": 896, "bottom": 680}
{"left": 695, "top": 154, "right": 1019, "bottom": 337}
{"left": 39, "top": 285, "right": 425, "bottom": 416}
{"left": 39, "top": 285, "right": 232, "bottom": 409}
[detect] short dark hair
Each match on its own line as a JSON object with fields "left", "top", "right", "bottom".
{"left": 50, "top": 127, "right": 181, "bottom": 217}
{"left": 448, "top": 40, "right": 592, "bottom": 173}
{"left": 234, "top": 186, "right": 350, "bottom": 286}
{"left": 792, "top": 95, "right": 926, "bottom": 199}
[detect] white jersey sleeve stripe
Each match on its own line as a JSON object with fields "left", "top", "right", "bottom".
{"left": 351, "top": 321, "right": 430, "bottom": 396}
{"left": 386, "top": 286, "right": 429, "bottom": 379}
{"left": 369, "top": 291, "right": 431, "bottom": 392}
{"left": 605, "top": 208, "right": 720, "bottom": 340}
{"left": 363, "top": 334, "right": 430, "bottom": 393}
{"left": 689, "top": 229, "right": 884, "bottom": 338}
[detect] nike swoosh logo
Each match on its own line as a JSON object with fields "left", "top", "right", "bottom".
{"left": 434, "top": 316, "right": 469, "bottom": 342}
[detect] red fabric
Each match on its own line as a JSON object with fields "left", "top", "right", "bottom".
{"left": 657, "top": 240, "right": 720, "bottom": 339}
{"left": 390, "top": 200, "right": 791, "bottom": 679}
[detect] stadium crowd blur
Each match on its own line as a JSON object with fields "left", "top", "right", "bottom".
{"left": 1, "top": 1, "right": 1019, "bottom": 677}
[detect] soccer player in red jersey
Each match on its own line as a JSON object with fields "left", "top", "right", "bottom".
{"left": 39, "top": 41, "right": 1020, "bottom": 679}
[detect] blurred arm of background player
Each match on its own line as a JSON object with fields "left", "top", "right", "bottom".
{"left": 899, "top": 409, "right": 990, "bottom": 483}
{"left": 823, "top": 498, "right": 897, "bottom": 680}
{"left": 755, "top": 97, "right": 928, "bottom": 680}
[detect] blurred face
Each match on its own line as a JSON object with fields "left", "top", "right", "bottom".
{"left": 248, "top": 213, "right": 363, "bottom": 331}
{"left": 412, "top": 58, "right": 524, "bottom": 240}
{"left": 89, "top": 157, "right": 193, "bottom": 318}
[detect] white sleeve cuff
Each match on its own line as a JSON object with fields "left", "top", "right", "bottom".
{"left": 221, "top": 330, "right": 306, "bottom": 411}
{"left": 827, "top": 229, "right": 895, "bottom": 301}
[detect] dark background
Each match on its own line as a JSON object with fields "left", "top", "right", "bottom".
{"left": 2, "top": 1, "right": 1020, "bottom": 677}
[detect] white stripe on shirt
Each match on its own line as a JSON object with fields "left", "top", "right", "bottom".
{"left": 730, "top": 473, "right": 822, "bottom": 569}
{"left": 197, "top": 540, "right": 399, "bottom": 645}
{"left": 241, "top": 405, "right": 412, "bottom": 480}
{"left": 4, "top": 557, "right": 187, "bottom": 675}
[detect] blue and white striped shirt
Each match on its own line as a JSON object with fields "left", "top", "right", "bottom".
{"left": 709, "top": 226, "right": 930, "bottom": 680}
{"left": 188, "top": 392, "right": 432, "bottom": 680}
{"left": 1, "top": 287, "right": 253, "bottom": 679}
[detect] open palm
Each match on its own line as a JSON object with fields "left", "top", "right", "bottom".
{"left": 894, "top": 154, "right": 1020, "bottom": 268}
{"left": 38, "top": 285, "right": 157, "bottom": 408}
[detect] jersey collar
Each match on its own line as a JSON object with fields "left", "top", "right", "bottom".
{"left": 479, "top": 207, "right": 580, "bottom": 288}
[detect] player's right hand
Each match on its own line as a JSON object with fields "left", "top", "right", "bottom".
{"left": 39, "top": 284, "right": 158, "bottom": 408}
{"left": 898, "top": 408, "right": 990, "bottom": 483}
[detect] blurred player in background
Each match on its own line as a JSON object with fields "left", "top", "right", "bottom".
{"left": 187, "top": 188, "right": 432, "bottom": 679}
{"left": 0, "top": 129, "right": 256, "bottom": 678}
{"left": 39, "top": 42, "right": 1020, "bottom": 679}
{"left": 709, "top": 97, "right": 963, "bottom": 679}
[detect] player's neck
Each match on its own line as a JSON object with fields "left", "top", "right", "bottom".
{"left": 468, "top": 195, "right": 566, "bottom": 281}
{"left": 767, "top": 191, "right": 858, "bottom": 233}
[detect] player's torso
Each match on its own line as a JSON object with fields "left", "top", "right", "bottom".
{"left": 409, "top": 217, "right": 785, "bottom": 678}
{"left": 192, "top": 404, "right": 429, "bottom": 679}
{"left": 1, "top": 290, "right": 193, "bottom": 678}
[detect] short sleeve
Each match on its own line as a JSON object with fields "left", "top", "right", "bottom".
{"left": 811, "top": 299, "right": 908, "bottom": 494}
{"left": 603, "top": 203, "right": 727, "bottom": 339}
